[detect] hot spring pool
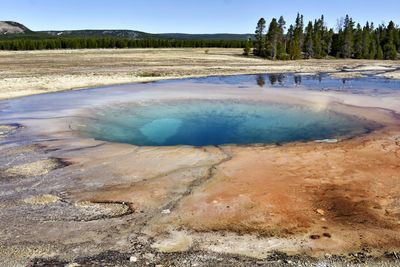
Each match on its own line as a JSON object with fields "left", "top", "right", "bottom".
{"left": 80, "top": 100, "right": 380, "bottom": 146}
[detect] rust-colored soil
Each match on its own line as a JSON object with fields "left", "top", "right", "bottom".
{"left": 165, "top": 132, "right": 400, "bottom": 254}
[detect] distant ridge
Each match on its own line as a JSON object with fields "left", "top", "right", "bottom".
{"left": 0, "top": 21, "right": 32, "bottom": 34}
{"left": 40, "top": 30, "right": 252, "bottom": 40}
{"left": 40, "top": 29, "right": 150, "bottom": 39}
{"left": 0, "top": 21, "right": 252, "bottom": 41}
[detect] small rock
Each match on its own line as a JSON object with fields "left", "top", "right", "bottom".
{"left": 316, "top": 208, "right": 325, "bottom": 215}
{"left": 152, "top": 231, "right": 193, "bottom": 252}
{"left": 155, "top": 265, "right": 164, "bottom": 267}
{"left": 129, "top": 256, "right": 138, "bottom": 262}
{"left": 315, "top": 139, "right": 338, "bottom": 143}
{"left": 212, "top": 200, "right": 218, "bottom": 204}
{"left": 161, "top": 209, "right": 171, "bottom": 214}
{"left": 144, "top": 253, "right": 155, "bottom": 260}
{"left": 310, "top": 234, "right": 321, "bottom": 240}
{"left": 323, "top": 232, "right": 331, "bottom": 238}
{"left": 65, "top": 263, "right": 80, "bottom": 267}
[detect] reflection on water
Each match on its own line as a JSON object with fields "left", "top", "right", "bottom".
{"left": 186, "top": 73, "right": 400, "bottom": 94}
{"left": 269, "top": 74, "right": 286, "bottom": 85}
{"left": 255, "top": 74, "right": 314, "bottom": 87}
{"left": 294, "top": 75, "right": 302, "bottom": 85}
{"left": 256, "top": 75, "right": 265, "bottom": 87}
{"left": 257, "top": 74, "right": 300, "bottom": 87}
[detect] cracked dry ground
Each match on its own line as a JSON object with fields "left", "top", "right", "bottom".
{"left": 1, "top": 123, "right": 400, "bottom": 266}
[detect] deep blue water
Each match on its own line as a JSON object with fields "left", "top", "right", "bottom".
{"left": 81, "top": 100, "right": 380, "bottom": 146}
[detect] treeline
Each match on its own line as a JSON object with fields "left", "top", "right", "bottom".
{"left": 0, "top": 37, "right": 247, "bottom": 50}
{"left": 252, "top": 14, "right": 399, "bottom": 60}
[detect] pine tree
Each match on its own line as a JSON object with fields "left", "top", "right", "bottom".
{"left": 369, "top": 39, "right": 377, "bottom": 59}
{"left": 278, "top": 16, "right": 286, "bottom": 34}
{"left": 276, "top": 42, "right": 287, "bottom": 60}
{"left": 265, "top": 18, "right": 280, "bottom": 59}
{"left": 341, "top": 15, "right": 354, "bottom": 58}
{"left": 318, "top": 15, "right": 333, "bottom": 58}
{"left": 286, "top": 13, "right": 304, "bottom": 60}
{"left": 286, "top": 24, "right": 295, "bottom": 58}
{"left": 330, "top": 31, "right": 341, "bottom": 57}
{"left": 394, "top": 25, "right": 400, "bottom": 51}
{"left": 312, "top": 17, "right": 323, "bottom": 58}
{"left": 254, "top": 18, "right": 266, "bottom": 56}
{"left": 383, "top": 21, "right": 398, "bottom": 59}
{"left": 276, "top": 16, "right": 287, "bottom": 59}
{"left": 361, "top": 22, "right": 371, "bottom": 59}
{"left": 383, "top": 43, "right": 397, "bottom": 59}
{"left": 304, "top": 21, "right": 314, "bottom": 58}
{"left": 324, "top": 29, "right": 334, "bottom": 57}
{"left": 292, "top": 13, "right": 304, "bottom": 59}
{"left": 377, "top": 43, "right": 384, "bottom": 59}
{"left": 353, "top": 23, "right": 363, "bottom": 59}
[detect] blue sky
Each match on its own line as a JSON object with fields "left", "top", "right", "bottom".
{"left": 1, "top": 0, "right": 399, "bottom": 33}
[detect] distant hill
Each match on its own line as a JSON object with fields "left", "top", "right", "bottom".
{"left": 40, "top": 31, "right": 252, "bottom": 41}
{"left": 0, "top": 21, "right": 32, "bottom": 35}
{"left": 40, "top": 29, "right": 151, "bottom": 39}
{"left": 0, "top": 21, "right": 252, "bottom": 41}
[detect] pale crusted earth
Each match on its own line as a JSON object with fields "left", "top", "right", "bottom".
{"left": 0, "top": 49, "right": 400, "bottom": 266}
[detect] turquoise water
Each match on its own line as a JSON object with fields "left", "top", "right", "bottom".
{"left": 81, "top": 100, "right": 380, "bottom": 146}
